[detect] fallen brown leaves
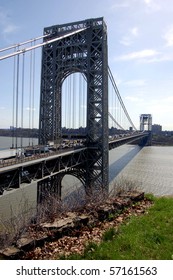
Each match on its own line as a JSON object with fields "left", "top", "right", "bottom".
{"left": 23, "top": 197, "right": 152, "bottom": 260}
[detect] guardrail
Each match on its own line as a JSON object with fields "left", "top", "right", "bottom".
{"left": 0, "top": 147, "right": 76, "bottom": 169}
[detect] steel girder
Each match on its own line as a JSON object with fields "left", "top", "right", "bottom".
{"left": 0, "top": 148, "right": 88, "bottom": 191}
{"left": 39, "top": 18, "right": 109, "bottom": 191}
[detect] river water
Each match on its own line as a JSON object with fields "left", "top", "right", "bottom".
{"left": 0, "top": 137, "right": 173, "bottom": 226}
{"left": 109, "top": 144, "right": 173, "bottom": 196}
{"left": 0, "top": 136, "right": 38, "bottom": 150}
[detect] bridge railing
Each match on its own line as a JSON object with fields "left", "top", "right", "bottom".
{"left": 0, "top": 147, "right": 77, "bottom": 169}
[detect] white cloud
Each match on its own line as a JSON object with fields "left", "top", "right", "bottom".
{"left": 125, "top": 96, "right": 144, "bottom": 102}
{"left": 0, "top": 7, "right": 18, "bottom": 35}
{"left": 124, "top": 79, "right": 146, "bottom": 87}
{"left": 146, "top": 96, "right": 173, "bottom": 127}
{"left": 143, "top": 0, "right": 161, "bottom": 11}
{"left": 110, "top": 1, "right": 130, "bottom": 9}
{"left": 142, "top": 52, "right": 173, "bottom": 63}
{"left": 147, "top": 103, "right": 173, "bottom": 115}
{"left": 165, "top": 96, "right": 173, "bottom": 103}
{"left": 119, "top": 37, "right": 132, "bottom": 46}
{"left": 131, "top": 27, "right": 139, "bottom": 37}
{"left": 115, "top": 49, "right": 160, "bottom": 61}
{"left": 120, "top": 27, "right": 139, "bottom": 46}
{"left": 164, "top": 25, "right": 173, "bottom": 46}
{"left": 3, "top": 24, "right": 18, "bottom": 34}
{"left": 144, "top": 0, "right": 152, "bottom": 4}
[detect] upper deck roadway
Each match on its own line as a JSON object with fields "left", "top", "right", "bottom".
{"left": 0, "top": 132, "right": 149, "bottom": 193}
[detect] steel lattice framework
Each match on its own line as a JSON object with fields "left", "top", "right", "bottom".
{"left": 39, "top": 18, "right": 109, "bottom": 192}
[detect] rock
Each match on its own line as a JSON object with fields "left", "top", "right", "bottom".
{"left": 0, "top": 246, "right": 21, "bottom": 259}
{"left": 40, "top": 217, "right": 74, "bottom": 230}
{"left": 16, "top": 234, "right": 35, "bottom": 249}
{"left": 0, "top": 191, "right": 148, "bottom": 260}
{"left": 97, "top": 205, "right": 113, "bottom": 221}
{"left": 75, "top": 214, "right": 90, "bottom": 227}
{"left": 119, "top": 191, "right": 145, "bottom": 202}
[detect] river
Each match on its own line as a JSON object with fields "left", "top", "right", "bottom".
{"left": 0, "top": 136, "right": 38, "bottom": 150}
{"left": 109, "top": 144, "right": 173, "bottom": 196}
{"left": 0, "top": 137, "right": 173, "bottom": 226}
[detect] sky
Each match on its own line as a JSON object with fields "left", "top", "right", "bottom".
{"left": 0, "top": 0, "right": 173, "bottom": 130}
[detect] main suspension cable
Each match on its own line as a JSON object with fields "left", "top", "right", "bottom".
{"left": 0, "top": 27, "right": 88, "bottom": 61}
{"left": 0, "top": 34, "right": 49, "bottom": 53}
{"left": 108, "top": 66, "right": 137, "bottom": 131}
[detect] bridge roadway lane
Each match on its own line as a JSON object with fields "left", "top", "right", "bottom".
{"left": 0, "top": 132, "right": 148, "bottom": 193}
{"left": 109, "top": 132, "right": 149, "bottom": 150}
{"left": 0, "top": 147, "right": 87, "bottom": 173}
{"left": 0, "top": 146, "right": 88, "bottom": 193}
{"left": 0, "top": 132, "right": 148, "bottom": 171}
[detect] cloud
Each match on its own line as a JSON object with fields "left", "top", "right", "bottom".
{"left": 3, "top": 24, "right": 18, "bottom": 34}
{"left": 164, "top": 25, "right": 173, "bottom": 46}
{"left": 144, "top": 0, "right": 152, "bottom": 4}
{"left": 165, "top": 96, "right": 173, "bottom": 102}
{"left": 110, "top": 1, "right": 130, "bottom": 9}
{"left": 147, "top": 103, "right": 173, "bottom": 115}
{"left": 120, "top": 27, "right": 139, "bottom": 46}
{"left": 124, "top": 79, "right": 146, "bottom": 87}
{"left": 131, "top": 27, "right": 139, "bottom": 37}
{"left": 125, "top": 96, "right": 144, "bottom": 102}
{"left": 146, "top": 96, "right": 173, "bottom": 125}
{"left": 143, "top": 0, "right": 161, "bottom": 11}
{"left": 119, "top": 37, "right": 132, "bottom": 46}
{"left": 0, "top": 7, "right": 18, "bottom": 35}
{"left": 115, "top": 49, "right": 160, "bottom": 61}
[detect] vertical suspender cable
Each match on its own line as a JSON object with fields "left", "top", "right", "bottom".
{"left": 83, "top": 75, "right": 86, "bottom": 128}
{"left": 20, "top": 52, "right": 25, "bottom": 148}
{"left": 64, "top": 77, "right": 67, "bottom": 128}
{"left": 79, "top": 73, "right": 82, "bottom": 128}
{"left": 82, "top": 73, "right": 87, "bottom": 128}
{"left": 115, "top": 85, "right": 117, "bottom": 129}
{"left": 29, "top": 43, "right": 33, "bottom": 146}
{"left": 12, "top": 47, "right": 16, "bottom": 148}
{"left": 111, "top": 82, "right": 114, "bottom": 128}
{"left": 32, "top": 42, "right": 36, "bottom": 146}
{"left": 68, "top": 78, "right": 69, "bottom": 129}
{"left": 63, "top": 80, "right": 65, "bottom": 128}
{"left": 108, "top": 78, "right": 109, "bottom": 128}
{"left": 73, "top": 74, "right": 75, "bottom": 129}
{"left": 15, "top": 54, "right": 20, "bottom": 149}
{"left": 81, "top": 75, "right": 84, "bottom": 128}
{"left": 69, "top": 74, "right": 71, "bottom": 128}
{"left": 66, "top": 77, "right": 68, "bottom": 128}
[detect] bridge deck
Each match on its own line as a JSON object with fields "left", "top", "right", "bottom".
{"left": 0, "top": 147, "right": 87, "bottom": 173}
{"left": 0, "top": 133, "right": 148, "bottom": 172}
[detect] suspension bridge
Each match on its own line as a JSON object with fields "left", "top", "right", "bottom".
{"left": 0, "top": 17, "right": 151, "bottom": 197}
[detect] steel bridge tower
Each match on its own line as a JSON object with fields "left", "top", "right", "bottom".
{"left": 140, "top": 114, "right": 152, "bottom": 131}
{"left": 39, "top": 18, "right": 109, "bottom": 192}
{"left": 140, "top": 114, "right": 152, "bottom": 145}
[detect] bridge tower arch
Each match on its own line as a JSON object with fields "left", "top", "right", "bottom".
{"left": 39, "top": 18, "right": 109, "bottom": 192}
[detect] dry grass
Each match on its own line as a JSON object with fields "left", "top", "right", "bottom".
{"left": 0, "top": 179, "right": 140, "bottom": 249}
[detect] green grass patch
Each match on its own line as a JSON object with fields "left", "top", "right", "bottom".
{"left": 63, "top": 196, "right": 173, "bottom": 260}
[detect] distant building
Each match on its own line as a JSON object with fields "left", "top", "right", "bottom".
{"left": 152, "top": 124, "right": 162, "bottom": 133}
